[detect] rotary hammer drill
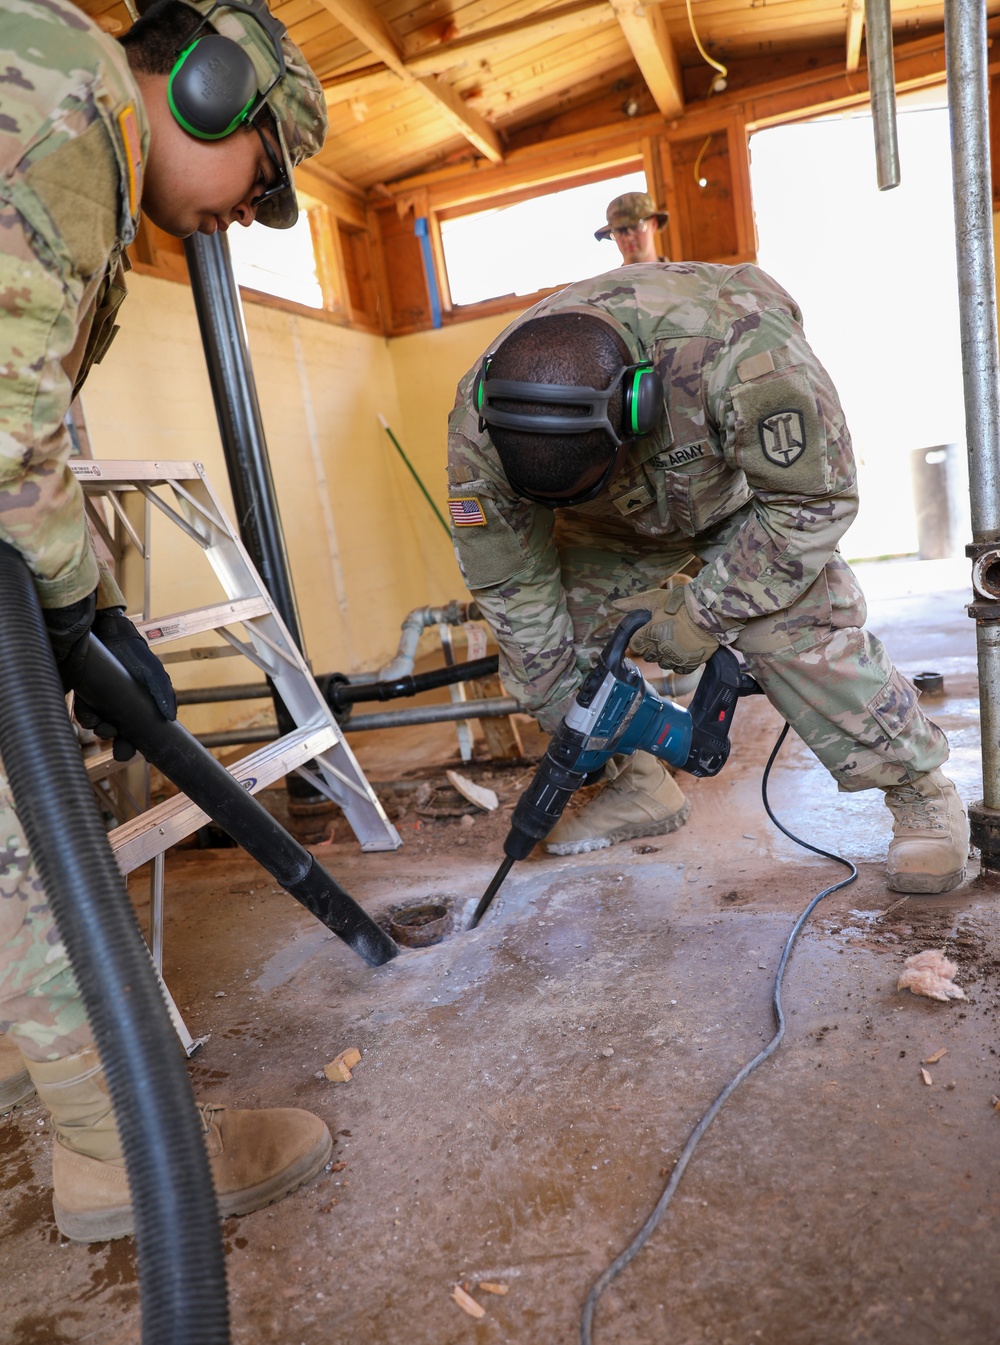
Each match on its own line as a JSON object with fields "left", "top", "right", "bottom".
{"left": 470, "top": 608, "right": 761, "bottom": 927}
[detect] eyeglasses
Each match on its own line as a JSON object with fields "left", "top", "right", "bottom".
{"left": 250, "top": 119, "right": 288, "bottom": 208}
{"left": 609, "top": 219, "right": 650, "bottom": 239}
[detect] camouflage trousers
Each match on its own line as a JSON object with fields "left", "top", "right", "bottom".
{"left": 554, "top": 508, "right": 949, "bottom": 792}
{"left": 0, "top": 759, "right": 91, "bottom": 1064}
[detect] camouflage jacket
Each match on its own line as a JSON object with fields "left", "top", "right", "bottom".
{"left": 0, "top": 0, "right": 146, "bottom": 608}
{"left": 447, "top": 262, "right": 858, "bottom": 725}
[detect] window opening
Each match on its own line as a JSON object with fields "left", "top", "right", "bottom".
{"left": 227, "top": 208, "right": 323, "bottom": 309}
{"left": 749, "top": 93, "right": 967, "bottom": 562}
{"left": 440, "top": 169, "right": 649, "bottom": 308}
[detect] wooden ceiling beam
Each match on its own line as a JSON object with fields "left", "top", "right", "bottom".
{"left": 322, "top": 1, "right": 612, "bottom": 105}
{"left": 313, "top": 0, "right": 504, "bottom": 162}
{"left": 402, "top": 0, "right": 612, "bottom": 72}
{"left": 324, "top": 65, "right": 400, "bottom": 104}
{"left": 845, "top": 0, "right": 865, "bottom": 73}
{"left": 607, "top": 0, "right": 684, "bottom": 117}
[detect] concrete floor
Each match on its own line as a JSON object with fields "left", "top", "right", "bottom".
{"left": 3, "top": 558, "right": 1000, "bottom": 1344}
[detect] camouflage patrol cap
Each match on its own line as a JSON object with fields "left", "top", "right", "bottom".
{"left": 178, "top": 0, "right": 328, "bottom": 228}
{"left": 594, "top": 191, "right": 669, "bottom": 242}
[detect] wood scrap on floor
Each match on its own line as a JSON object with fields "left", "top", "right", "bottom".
{"left": 446, "top": 769, "right": 498, "bottom": 811}
{"left": 323, "top": 1046, "right": 362, "bottom": 1082}
{"left": 451, "top": 1284, "right": 486, "bottom": 1318}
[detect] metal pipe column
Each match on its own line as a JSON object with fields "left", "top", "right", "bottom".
{"left": 184, "top": 231, "right": 321, "bottom": 805}
{"left": 945, "top": 0, "right": 1000, "bottom": 869}
{"left": 865, "top": 0, "right": 900, "bottom": 190}
{"left": 184, "top": 231, "right": 303, "bottom": 644}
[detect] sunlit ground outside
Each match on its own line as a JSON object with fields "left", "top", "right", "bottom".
{"left": 440, "top": 169, "right": 648, "bottom": 306}
{"left": 749, "top": 98, "right": 968, "bottom": 561}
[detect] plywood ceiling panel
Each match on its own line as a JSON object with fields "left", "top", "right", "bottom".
{"left": 75, "top": 0, "right": 974, "bottom": 193}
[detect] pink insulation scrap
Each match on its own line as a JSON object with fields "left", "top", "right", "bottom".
{"left": 897, "top": 949, "right": 966, "bottom": 1002}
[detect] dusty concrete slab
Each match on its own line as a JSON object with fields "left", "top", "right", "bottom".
{"left": 2, "top": 558, "right": 999, "bottom": 1344}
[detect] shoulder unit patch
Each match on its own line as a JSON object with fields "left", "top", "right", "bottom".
{"left": 758, "top": 409, "right": 806, "bottom": 468}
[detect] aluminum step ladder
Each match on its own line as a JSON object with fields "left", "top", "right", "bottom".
{"left": 73, "top": 459, "right": 401, "bottom": 1050}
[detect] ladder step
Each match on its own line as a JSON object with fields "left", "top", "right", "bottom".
{"left": 109, "top": 724, "right": 338, "bottom": 874}
{"left": 135, "top": 597, "right": 271, "bottom": 646}
{"left": 71, "top": 460, "right": 204, "bottom": 486}
{"left": 84, "top": 745, "right": 125, "bottom": 784}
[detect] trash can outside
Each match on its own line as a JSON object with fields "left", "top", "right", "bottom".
{"left": 910, "top": 444, "right": 963, "bottom": 560}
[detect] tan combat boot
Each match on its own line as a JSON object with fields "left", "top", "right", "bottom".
{"left": 0, "top": 1035, "right": 34, "bottom": 1115}
{"left": 883, "top": 768, "right": 969, "bottom": 894}
{"left": 26, "top": 1048, "right": 333, "bottom": 1243}
{"left": 545, "top": 750, "right": 690, "bottom": 855}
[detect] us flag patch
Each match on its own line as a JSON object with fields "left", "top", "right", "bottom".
{"left": 449, "top": 496, "right": 487, "bottom": 526}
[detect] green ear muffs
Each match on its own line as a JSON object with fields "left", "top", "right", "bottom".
{"left": 167, "top": 33, "right": 258, "bottom": 139}
{"left": 476, "top": 358, "right": 663, "bottom": 445}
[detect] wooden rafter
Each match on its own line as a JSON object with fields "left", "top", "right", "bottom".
{"left": 321, "top": 1, "right": 612, "bottom": 108}
{"left": 846, "top": 0, "right": 865, "bottom": 73}
{"left": 607, "top": 0, "right": 684, "bottom": 118}
{"left": 313, "top": 0, "right": 504, "bottom": 163}
{"left": 402, "top": 0, "right": 611, "bottom": 73}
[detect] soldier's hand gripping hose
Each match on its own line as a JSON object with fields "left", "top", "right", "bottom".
{"left": 74, "top": 607, "right": 178, "bottom": 761}
{"left": 469, "top": 610, "right": 761, "bottom": 928}
{"left": 42, "top": 591, "right": 98, "bottom": 689}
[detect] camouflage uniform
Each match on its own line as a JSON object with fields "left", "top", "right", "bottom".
{"left": 0, "top": 0, "right": 147, "bottom": 1062}
{"left": 447, "top": 261, "right": 948, "bottom": 791}
{"left": 0, "top": 0, "right": 326, "bottom": 1063}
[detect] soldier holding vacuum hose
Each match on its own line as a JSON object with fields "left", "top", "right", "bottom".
{"left": 447, "top": 262, "right": 969, "bottom": 889}
{"left": 0, "top": 0, "right": 333, "bottom": 1241}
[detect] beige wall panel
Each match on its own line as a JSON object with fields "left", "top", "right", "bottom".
{"left": 78, "top": 274, "right": 476, "bottom": 734}
{"left": 388, "top": 306, "right": 525, "bottom": 515}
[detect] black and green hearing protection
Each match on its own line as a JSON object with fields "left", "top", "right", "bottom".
{"left": 474, "top": 358, "right": 664, "bottom": 446}
{"left": 167, "top": 0, "right": 287, "bottom": 140}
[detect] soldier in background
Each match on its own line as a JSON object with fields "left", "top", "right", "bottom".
{"left": 0, "top": 0, "right": 333, "bottom": 1241}
{"left": 595, "top": 191, "right": 670, "bottom": 265}
{"left": 447, "top": 262, "right": 969, "bottom": 891}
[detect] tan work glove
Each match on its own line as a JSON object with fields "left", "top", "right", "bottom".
{"left": 612, "top": 578, "right": 720, "bottom": 673}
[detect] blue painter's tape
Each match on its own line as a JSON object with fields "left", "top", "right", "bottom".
{"left": 414, "top": 216, "right": 442, "bottom": 329}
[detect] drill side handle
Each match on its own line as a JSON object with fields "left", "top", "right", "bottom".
{"left": 680, "top": 647, "right": 755, "bottom": 777}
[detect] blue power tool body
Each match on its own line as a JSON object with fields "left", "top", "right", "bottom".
{"left": 469, "top": 608, "right": 760, "bottom": 926}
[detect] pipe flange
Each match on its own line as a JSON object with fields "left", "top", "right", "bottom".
{"left": 966, "top": 600, "right": 1000, "bottom": 623}
{"left": 968, "top": 799, "right": 1000, "bottom": 872}
{"left": 317, "top": 671, "right": 352, "bottom": 724}
{"left": 912, "top": 670, "right": 944, "bottom": 695}
{"left": 968, "top": 545, "right": 1000, "bottom": 601}
{"left": 389, "top": 901, "right": 451, "bottom": 947}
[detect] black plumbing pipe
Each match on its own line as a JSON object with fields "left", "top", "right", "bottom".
{"left": 183, "top": 230, "right": 318, "bottom": 803}
{"left": 320, "top": 655, "right": 500, "bottom": 718}
{"left": 184, "top": 230, "right": 301, "bottom": 647}
{"left": 74, "top": 639, "right": 399, "bottom": 969}
{"left": 175, "top": 655, "right": 501, "bottom": 708}
{"left": 0, "top": 543, "right": 228, "bottom": 1344}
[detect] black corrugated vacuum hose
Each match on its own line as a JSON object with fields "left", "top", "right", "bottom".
{"left": 0, "top": 542, "right": 229, "bottom": 1344}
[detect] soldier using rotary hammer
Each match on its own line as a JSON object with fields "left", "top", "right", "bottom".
{"left": 447, "top": 262, "right": 968, "bottom": 889}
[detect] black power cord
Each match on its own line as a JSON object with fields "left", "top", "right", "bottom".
{"left": 581, "top": 723, "right": 859, "bottom": 1344}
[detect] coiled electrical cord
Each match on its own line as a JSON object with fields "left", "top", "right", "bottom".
{"left": 581, "top": 723, "right": 858, "bottom": 1344}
